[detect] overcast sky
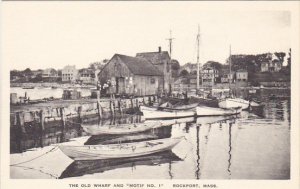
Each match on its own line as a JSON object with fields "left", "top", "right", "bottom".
{"left": 3, "top": 2, "right": 291, "bottom": 70}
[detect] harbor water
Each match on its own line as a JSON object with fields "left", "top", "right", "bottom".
{"left": 10, "top": 89, "right": 290, "bottom": 179}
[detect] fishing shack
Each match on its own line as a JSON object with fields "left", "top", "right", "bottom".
{"left": 98, "top": 54, "right": 163, "bottom": 96}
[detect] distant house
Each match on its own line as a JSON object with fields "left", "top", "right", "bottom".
{"left": 201, "top": 67, "right": 219, "bottom": 87}
{"left": 236, "top": 69, "right": 248, "bottom": 82}
{"left": 62, "top": 65, "right": 78, "bottom": 82}
{"left": 173, "top": 75, "right": 199, "bottom": 92}
{"left": 136, "top": 47, "right": 172, "bottom": 93}
{"left": 78, "top": 68, "right": 95, "bottom": 84}
{"left": 32, "top": 70, "right": 43, "bottom": 78}
{"left": 98, "top": 54, "right": 163, "bottom": 96}
{"left": 42, "top": 68, "right": 58, "bottom": 82}
{"left": 179, "top": 63, "right": 198, "bottom": 75}
{"left": 261, "top": 53, "right": 282, "bottom": 72}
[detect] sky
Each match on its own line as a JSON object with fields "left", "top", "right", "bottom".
{"left": 2, "top": 2, "right": 292, "bottom": 70}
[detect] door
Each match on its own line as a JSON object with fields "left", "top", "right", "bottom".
{"left": 116, "top": 77, "right": 125, "bottom": 94}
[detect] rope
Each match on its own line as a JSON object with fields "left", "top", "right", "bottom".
{"left": 10, "top": 146, "right": 58, "bottom": 166}
{"left": 12, "top": 164, "right": 59, "bottom": 179}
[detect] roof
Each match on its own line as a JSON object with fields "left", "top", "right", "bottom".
{"left": 114, "top": 54, "right": 163, "bottom": 76}
{"left": 136, "top": 51, "right": 170, "bottom": 65}
{"left": 78, "top": 68, "right": 94, "bottom": 74}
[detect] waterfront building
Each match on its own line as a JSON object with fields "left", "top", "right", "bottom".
{"left": 62, "top": 65, "right": 78, "bottom": 82}
{"left": 78, "top": 68, "right": 95, "bottom": 84}
{"left": 136, "top": 47, "right": 172, "bottom": 93}
{"left": 98, "top": 54, "right": 163, "bottom": 96}
{"left": 235, "top": 69, "right": 248, "bottom": 87}
{"left": 173, "top": 75, "right": 199, "bottom": 92}
{"left": 261, "top": 53, "right": 282, "bottom": 72}
{"left": 201, "top": 67, "right": 219, "bottom": 87}
{"left": 42, "top": 68, "right": 58, "bottom": 82}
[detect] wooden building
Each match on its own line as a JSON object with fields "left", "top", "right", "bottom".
{"left": 136, "top": 47, "right": 172, "bottom": 93}
{"left": 98, "top": 54, "right": 163, "bottom": 96}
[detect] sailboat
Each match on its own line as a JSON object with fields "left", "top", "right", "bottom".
{"left": 218, "top": 45, "right": 250, "bottom": 110}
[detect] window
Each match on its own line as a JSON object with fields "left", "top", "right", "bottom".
{"left": 150, "top": 78, "right": 155, "bottom": 84}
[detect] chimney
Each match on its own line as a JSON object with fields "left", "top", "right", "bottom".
{"left": 158, "top": 46, "right": 161, "bottom": 53}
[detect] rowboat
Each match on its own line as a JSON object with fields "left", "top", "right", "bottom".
{"left": 59, "top": 137, "right": 183, "bottom": 160}
{"left": 140, "top": 103, "right": 198, "bottom": 112}
{"left": 142, "top": 109, "right": 195, "bottom": 120}
{"left": 218, "top": 98, "right": 250, "bottom": 110}
{"left": 59, "top": 151, "right": 182, "bottom": 179}
{"left": 196, "top": 106, "right": 242, "bottom": 116}
{"left": 190, "top": 96, "right": 219, "bottom": 108}
{"left": 81, "top": 121, "right": 161, "bottom": 135}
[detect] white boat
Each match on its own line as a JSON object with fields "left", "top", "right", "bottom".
{"left": 196, "top": 106, "right": 242, "bottom": 116}
{"left": 142, "top": 109, "right": 195, "bottom": 120}
{"left": 218, "top": 98, "right": 250, "bottom": 110}
{"left": 59, "top": 137, "right": 183, "bottom": 160}
{"left": 140, "top": 103, "right": 198, "bottom": 112}
{"left": 81, "top": 121, "right": 161, "bottom": 135}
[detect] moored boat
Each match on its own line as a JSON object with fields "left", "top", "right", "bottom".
{"left": 218, "top": 98, "right": 250, "bottom": 110}
{"left": 142, "top": 109, "right": 195, "bottom": 120}
{"left": 58, "top": 137, "right": 183, "bottom": 160}
{"left": 22, "top": 86, "right": 35, "bottom": 89}
{"left": 196, "top": 106, "right": 242, "bottom": 116}
{"left": 81, "top": 121, "right": 161, "bottom": 135}
{"left": 140, "top": 103, "right": 198, "bottom": 112}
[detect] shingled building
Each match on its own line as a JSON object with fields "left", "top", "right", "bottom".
{"left": 136, "top": 47, "right": 173, "bottom": 94}
{"left": 98, "top": 54, "right": 163, "bottom": 96}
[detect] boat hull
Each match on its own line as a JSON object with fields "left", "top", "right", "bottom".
{"left": 142, "top": 109, "right": 195, "bottom": 120}
{"left": 59, "top": 137, "right": 183, "bottom": 161}
{"left": 81, "top": 121, "right": 160, "bottom": 135}
{"left": 196, "top": 106, "right": 242, "bottom": 116}
{"left": 218, "top": 98, "right": 249, "bottom": 110}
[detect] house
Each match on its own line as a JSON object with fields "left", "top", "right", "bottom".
{"left": 42, "top": 68, "right": 58, "bottom": 82}
{"left": 173, "top": 75, "right": 200, "bottom": 92}
{"left": 78, "top": 68, "right": 95, "bottom": 84}
{"left": 179, "top": 63, "right": 198, "bottom": 75}
{"left": 62, "top": 65, "right": 78, "bottom": 82}
{"left": 136, "top": 47, "right": 172, "bottom": 93}
{"left": 235, "top": 69, "right": 248, "bottom": 87}
{"left": 201, "top": 67, "right": 219, "bottom": 87}
{"left": 261, "top": 53, "right": 282, "bottom": 72}
{"left": 98, "top": 54, "right": 163, "bottom": 96}
{"left": 236, "top": 69, "right": 248, "bottom": 82}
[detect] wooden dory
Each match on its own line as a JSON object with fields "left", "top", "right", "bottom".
{"left": 81, "top": 121, "right": 161, "bottom": 135}
{"left": 196, "top": 106, "right": 242, "bottom": 116}
{"left": 140, "top": 103, "right": 198, "bottom": 112}
{"left": 142, "top": 109, "right": 196, "bottom": 120}
{"left": 59, "top": 137, "right": 183, "bottom": 160}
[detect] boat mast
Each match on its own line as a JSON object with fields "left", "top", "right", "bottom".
{"left": 196, "top": 25, "right": 201, "bottom": 93}
{"left": 229, "top": 45, "right": 232, "bottom": 91}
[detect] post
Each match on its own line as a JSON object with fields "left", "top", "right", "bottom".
{"left": 39, "top": 110, "right": 45, "bottom": 131}
{"left": 60, "top": 107, "right": 66, "bottom": 129}
{"left": 97, "top": 90, "right": 102, "bottom": 119}
{"left": 118, "top": 99, "right": 123, "bottom": 114}
{"left": 77, "top": 106, "right": 82, "bottom": 124}
{"left": 17, "top": 112, "right": 26, "bottom": 134}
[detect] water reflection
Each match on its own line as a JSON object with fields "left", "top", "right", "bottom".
{"left": 59, "top": 151, "right": 182, "bottom": 179}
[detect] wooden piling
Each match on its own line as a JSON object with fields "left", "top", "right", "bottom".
{"left": 118, "top": 99, "right": 123, "bottom": 114}
{"left": 39, "top": 110, "right": 45, "bottom": 131}
{"left": 17, "top": 112, "right": 26, "bottom": 134}
{"left": 77, "top": 106, "right": 82, "bottom": 124}
{"left": 97, "top": 90, "right": 102, "bottom": 119}
{"left": 60, "top": 107, "right": 66, "bottom": 129}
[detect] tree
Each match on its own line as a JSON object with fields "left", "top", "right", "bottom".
{"left": 274, "top": 52, "right": 286, "bottom": 63}
{"left": 203, "top": 61, "right": 223, "bottom": 71}
{"left": 287, "top": 48, "right": 291, "bottom": 71}
{"left": 179, "top": 70, "right": 188, "bottom": 77}
{"left": 170, "top": 59, "right": 180, "bottom": 77}
{"left": 23, "top": 68, "right": 33, "bottom": 76}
